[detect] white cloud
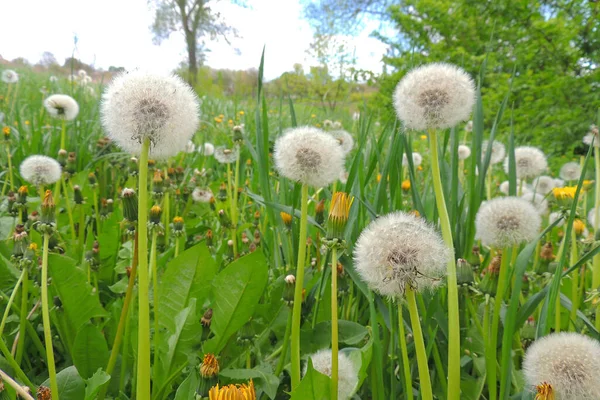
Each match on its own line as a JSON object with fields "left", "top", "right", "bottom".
{"left": 0, "top": 0, "right": 386, "bottom": 80}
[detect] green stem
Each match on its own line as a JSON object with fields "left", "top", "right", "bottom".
{"left": 594, "top": 147, "right": 600, "bottom": 330}
{"left": 0, "top": 269, "right": 24, "bottom": 337}
{"left": 15, "top": 267, "right": 28, "bottom": 365}
{"left": 93, "top": 190, "right": 100, "bottom": 234}
{"left": 175, "top": 236, "right": 180, "bottom": 258}
{"left": 163, "top": 191, "right": 170, "bottom": 244}
{"left": 226, "top": 163, "right": 238, "bottom": 257}
{"left": 42, "top": 233, "right": 59, "bottom": 400}
{"left": 331, "top": 247, "right": 339, "bottom": 400}
{"left": 405, "top": 288, "right": 432, "bottom": 400}
{"left": 60, "top": 119, "right": 66, "bottom": 150}
{"left": 569, "top": 228, "right": 579, "bottom": 331}
{"left": 397, "top": 303, "right": 413, "bottom": 399}
{"left": 78, "top": 205, "right": 85, "bottom": 259}
{"left": 275, "top": 310, "right": 293, "bottom": 377}
{"left": 483, "top": 298, "right": 494, "bottom": 400}
{"left": 429, "top": 129, "right": 460, "bottom": 399}
{"left": 62, "top": 176, "right": 76, "bottom": 241}
{"left": 136, "top": 138, "right": 151, "bottom": 400}
{"left": 98, "top": 234, "right": 138, "bottom": 400}
{"left": 290, "top": 183, "right": 309, "bottom": 389}
{"left": 150, "top": 230, "right": 159, "bottom": 374}
{"left": 6, "top": 142, "right": 14, "bottom": 192}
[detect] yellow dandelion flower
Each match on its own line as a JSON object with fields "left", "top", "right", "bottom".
{"left": 280, "top": 211, "right": 293, "bottom": 227}
{"left": 311, "top": 114, "right": 316, "bottom": 118}
{"left": 2, "top": 126, "right": 10, "bottom": 136}
{"left": 376, "top": 173, "right": 382, "bottom": 183}
{"left": 401, "top": 180, "right": 411, "bottom": 191}
{"left": 200, "top": 353, "right": 220, "bottom": 378}
{"left": 420, "top": 134, "right": 427, "bottom": 140}
{"left": 209, "top": 380, "right": 256, "bottom": 400}
{"left": 25, "top": 120, "right": 30, "bottom": 125}
{"left": 327, "top": 192, "right": 354, "bottom": 239}
{"left": 315, "top": 123, "right": 322, "bottom": 127}
{"left": 238, "top": 110, "right": 245, "bottom": 115}
{"left": 535, "top": 382, "right": 555, "bottom": 400}
{"left": 573, "top": 219, "right": 585, "bottom": 236}
{"left": 552, "top": 186, "right": 576, "bottom": 200}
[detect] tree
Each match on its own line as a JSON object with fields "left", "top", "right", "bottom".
{"left": 150, "top": 0, "right": 238, "bottom": 87}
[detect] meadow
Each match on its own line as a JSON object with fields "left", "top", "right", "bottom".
{"left": 0, "top": 56, "right": 599, "bottom": 400}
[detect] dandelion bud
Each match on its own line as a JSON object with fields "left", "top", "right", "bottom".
{"left": 315, "top": 199, "right": 326, "bottom": 226}
{"left": 253, "top": 229, "right": 261, "bottom": 246}
{"left": 197, "top": 353, "right": 220, "bottom": 397}
{"left": 573, "top": 219, "right": 586, "bottom": 236}
{"left": 456, "top": 258, "right": 474, "bottom": 286}
{"left": 205, "top": 229, "right": 213, "bottom": 247}
{"left": 149, "top": 205, "right": 163, "bottom": 227}
{"left": 241, "top": 232, "right": 249, "bottom": 245}
{"left": 523, "top": 332, "right": 600, "bottom": 399}
{"left": 467, "top": 246, "right": 481, "bottom": 268}
{"left": 88, "top": 172, "right": 97, "bottom": 187}
{"left": 253, "top": 210, "right": 260, "bottom": 227}
{"left": 85, "top": 241, "right": 100, "bottom": 272}
{"left": 283, "top": 274, "right": 296, "bottom": 306}
{"left": 237, "top": 319, "right": 255, "bottom": 346}
{"left": 11, "top": 225, "right": 28, "bottom": 261}
{"left": 327, "top": 192, "right": 353, "bottom": 240}
{"left": 540, "top": 242, "right": 554, "bottom": 262}
{"left": 280, "top": 211, "right": 293, "bottom": 229}
{"left": 216, "top": 183, "right": 228, "bottom": 202}
{"left": 128, "top": 157, "right": 138, "bottom": 176}
{"left": 39, "top": 190, "right": 56, "bottom": 234}
{"left": 66, "top": 152, "right": 77, "bottom": 175}
{"left": 479, "top": 254, "right": 501, "bottom": 296}
{"left": 233, "top": 125, "right": 244, "bottom": 143}
{"left": 26, "top": 211, "right": 39, "bottom": 230}
{"left": 218, "top": 209, "right": 231, "bottom": 228}
{"left": 225, "top": 239, "right": 234, "bottom": 259}
{"left": 100, "top": 198, "right": 110, "bottom": 220}
{"left": 121, "top": 188, "right": 138, "bottom": 222}
{"left": 201, "top": 308, "right": 213, "bottom": 328}
{"left": 57, "top": 149, "right": 68, "bottom": 167}
{"left": 152, "top": 170, "right": 164, "bottom": 198}
{"left": 171, "top": 216, "right": 185, "bottom": 237}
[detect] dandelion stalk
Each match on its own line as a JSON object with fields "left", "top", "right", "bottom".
{"left": 136, "top": 137, "right": 151, "bottom": 400}
{"left": 275, "top": 310, "right": 293, "bottom": 377}
{"left": 0, "top": 269, "right": 24, "bottom": 337}
{"left": 397, "top": 304, "right": 414, "bottom": 399}
{"left": 290, "top": 183, "right": 309, "bottom": 389}
{"left": 227, "top": 162, "right": 238, "bottom": 257}
{"left": 429, "top": 129, "right": 460, "bottom": 399}
{"left": 42, "top": 232, "right": 59, "bottom": 400}
{"left": 61, "top": 176, "right": 76, "bottom": 241}
{"left": 594, "top": 147, "right": 600, "bottom": 330}
{"left": 0, "top": 368, "right": 34, "bottom": 400}
{"left": 60, "top": 119, "right": 66, "bottom": 150}
{"left": 330, "top": 247, "right": 339, "bottom": 400}
{"left": 15, "top": 267, "right": 28, "bottom": 365}
{"left": 405, "top": 287, "right": 433, "bottom": 400}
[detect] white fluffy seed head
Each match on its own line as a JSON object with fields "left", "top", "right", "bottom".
{"left": 304, "top": 349, "right": 358, "bottom": 400}
{"left": 1, "top": 70, "right": 18, "bottom": 84}
{"left": 198, "top": 142, "right": 215, "bottom": 156}
{"left": 458, "top": 144, "right": 471, "bottom": 160}
{"left": 329, "top": 130, "right": 354, "bottom": 155}
{"left": 588, "top": 208, "right": 598, "bottom": 228}
{"left": 559, "top": 162, "right": 581, "bottom": 182}
{"left": 521, "top": 192, "right": 549, "bottom": 215}
{"left": 499, "top": 180, "right": 530, "bottom": 196}
{"left": 274, "top": 126, "right": 345, "bottom": 188}
{"left": 523, "top": 332, "right": 600, "bottom": 400}
{"left": 393, "top": 63, "right": 475, "bottom": 130}
{"left": 214, "top": 146, "right": 239, "bottom": 164}
{"left": 185, "top": 141, "right": 196, "bottom": 153}
{"left": 531, "top": 176, "right": 556, "bottom": 195}
{"left": 475, "top": 197, "right": 541, "bottom": 248}
{"left": 353, "top": 212, "right": 450, "bottom": 298}
{"left": 402, "top": 152, "right": 423, "bottom": 167}
{"left": 482, "top": 140, "right": 506, "bottom": 165}
{"left": 100, "top": 70, "right": 200, "bottom": 159}
{"left": 549, "top": 212, "right": 565, "bottom": 228}
{"left": 504, "top": 146, "right": 548, "bottom": 180}
{"left": 19, "top": 155, "right": 62, "bottom": 186}
{"left": 44, "top": 94, "right": 79, "bottom": 121}
{"left": 192, "top": 187, "right": 213, "bottom": 203}
{"left": 583, "top": 125, "right": 599, "bottom": 148}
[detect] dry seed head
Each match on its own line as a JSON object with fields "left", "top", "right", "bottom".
{"left": 273, "top": 126, "right": 345, "bottom": 188}
{"left": 1, "top": 70, "right": 18, "bottom": 84}
{"left": 402, "top": 152, "right": 423, "bottom": 167}
{"left": 393, "top": 63, "right": 475, "bottom": 130}
{"left": 504, "top": 146, "right": 548, "bottom": 180}
{"left": 329, "top": 130, "right": 354, "bottom": 155}
{"left": 559, "top": 162, "right": 581, "bottom": 182}
{"left": 192, "top": 187, "right": 213, "bottom": 203}
{"left": 214, "top": 146, "right": 239, "bottom": 164}
{"left": 20, "top": 155, "right": 62, "bottom": 186}
{"left": 482, "top": 140, "right": 506, "bottom": 165}
{"left": 353, "top": 211, "right": 450, "bottom": 297}
{"left": 475, "top": 197, "right": 541, "bottom": 248}
{"left": 532, "top": 176, "right": 556, "bottom": 195}
{"left": 523, "top": 332, "right": 600, "bottom": 399}
{"left": 521, "top": 192, "right": 549, "bottom": 215}
{"left": 458, "top": 144, "right": 471, "bottom": 160}
{"left": 304, "top": 349, "right": 358, "bottom": 400}
{"left": 44, "top": 94, "right": 79, "bottom": 121}
{"left": 198, "top": 142, "right": 215, "bottom": 156}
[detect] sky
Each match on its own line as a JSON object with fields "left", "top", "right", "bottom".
{"left": 0, "top": 0, "right": 388, "bottom": 80}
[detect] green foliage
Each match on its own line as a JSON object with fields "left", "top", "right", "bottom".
{"left": 289, "top": 358, "right": 331, "bottom": 400}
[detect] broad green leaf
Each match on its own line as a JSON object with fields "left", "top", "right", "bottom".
{"left": 72, "top": 324, "right": 109, "bottom": 379}
{"left": 84, "top": 369, "right": 110, "bottom": 400}
{"left": 219, "top": 367, "right": 279, "bottom": 399}
{"left": 289, "top": 359, "right": 331, "bottom": 400}
{"left": 158, "top": 242, "right": 217, "bottom": 335}
{"left": 42, "top": 366, "right": 85, "bottom": 400}
{"left": 174, "top": 371, "right": 199, "bottom": 400}
{"left": 0, "top": 253, "right": 19, "bottom": 293}
{"left": 204, "top": 250, "right": 268, "bottom": 354}
{"left": 48, "top": 254, "right": 108, "bottom": 332}
{"left": 154, "top": 299, "right": 201, "bottom": 397}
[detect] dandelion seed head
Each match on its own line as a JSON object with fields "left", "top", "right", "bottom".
{"left": 100, "top": 70, "right": 200, "bottom": 159}
{"left": 475, "top": 197, "right": 541, "bottom": 248}
{"left": 499, "top": 180, "right": 530, "bottom": 196}
{"left": 44, "top": 94, "right": 79, "bottom": 121}
{"left": 523, "top": 332, "right": 600, "bottom": 400}
{"left": 185, "top": 141, "right": 196, "bottom": 153}
{"left": 19, "top": 155, "right": 62, "bottom": 186}
{"left": 198, "top": 142, "right": 215, "bottom": 156}
{"left": 583, "top": 125, "right": 599, "bottom": 148}
{"left": 304, "top": 349, "right": 358, "bottom": 400}
{"left": 402, "top": 152, "right": 423, "bottom": 167}
{"left": 274, "top": 126, "right": 345, "bottom": 188}
{"left": 192, "top": 187, "right": 213, "bottom": 203}
{"left": 482, "top": 140, "right": 506, "bottom": 165}
{"left": 353, "top": 211, "right": 450, "bottom": 298}
{"left": 559, "top": 162, "right": 581, "bottom": 182}
{"left": 329, "top": 130, "right": 354, "bottom": 155}
{"left": 393, "top": 63, "right": 475, "bottom": 130}
{"left": 214, "top": 146, "right": 239, "bottom": 164}
{"left": 1, "top": 70, "right": 18, "bottom": 84}
{"left": 504, "top": 146, "right": 548, "bottom": 180}
{"left": 531, "top": 176, "right": 556, "bottom": 195}
{"left": 521, "top": 192, "right": 549, "bottom": 215}
{"left": 549, "top": 212, "right": 565, "bottom": 228}
{"left": 458, "top": 144, "right": 471, "bottom": 160}
{"left": 588, "top": 208, "right": 598, "bottom": 228}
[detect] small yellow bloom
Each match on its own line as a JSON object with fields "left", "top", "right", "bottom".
{"left": 315, "top": 123, "right": 322, "bottom": 128}
{"left": 328, "top": 192, "right": 354, "bottom": 239}
{"left": 417, "top": 165, "right": 423, "bottom": 171}
{"left": 311, "top": 114, "right": 316, "bottom": 118}
{"left": 573, "top": 219, "right": 585, "bottom": 236}
{"left": 218, "top": 114, "right": 224, "bottom": 118}
{"left": 583, "top": 180, "right": 594, "bottom": 191}
{"left": 535, "top": 382, "right": 555, "bottom": 400}
{"left": 280, "top": 211, "right": 293, "bottom": 226}
{"left": 376, "top": 173, "right": 382, "bottom": 183}
{"left": 228, "top": 119, "right": 233, "bottom": 125}
{"left": 238, "top": 110, "right": 245, "bottom": 115}
{"left": 25, "top": 120, "right": 30, "bottom": 125}
{"left": 2, "top": 126, "right": 10, "bottom": 136}
{"left": 420, "top": 135, "right": 427, "bottom": 140}
{"left": 552, "top": 186, "right": 576, "bottom": 200}
{"left": 401, "top": 180, "right": 411, "bottom": 191}
{"left": 209, "top": 380, "right": 256, "bottom": 400}
{"left": 214, "top": 117, "right": 223, "bottom": 124}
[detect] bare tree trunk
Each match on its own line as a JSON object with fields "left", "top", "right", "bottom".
{"left": 186, "top": 33, "right": 198, "bottom": 87}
